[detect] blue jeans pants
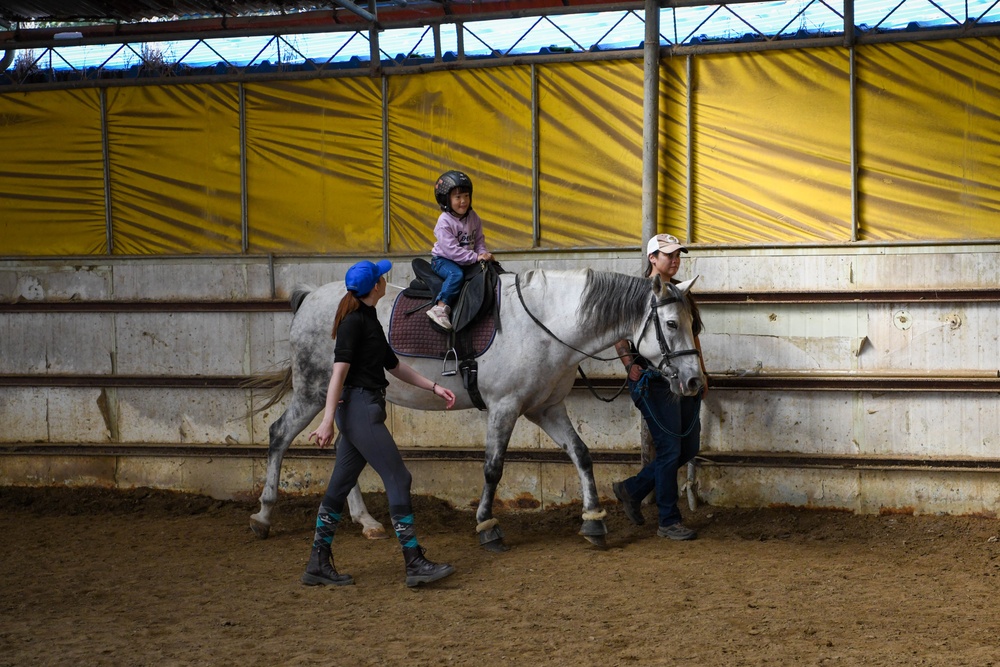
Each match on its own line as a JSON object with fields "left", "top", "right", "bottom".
{"left": 621, "top": 370, "right": 702, "bottom": 527}
{"left": 431, "top": 256, "right": 465, "bottom": 306}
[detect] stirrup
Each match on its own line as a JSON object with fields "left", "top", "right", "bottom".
{"left": 441, "top": 348, "right": 458, "bottom": 377}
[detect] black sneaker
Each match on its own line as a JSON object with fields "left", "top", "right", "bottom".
{"left": 613, "top": 481, "right": 645, "bottom": 526}
{"left": 657, "top": 523, "right": 697, "bottom": 541}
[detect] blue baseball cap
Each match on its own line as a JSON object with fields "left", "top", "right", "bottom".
{"left": 344, "top": 259, "right": 392, "bottom": 295}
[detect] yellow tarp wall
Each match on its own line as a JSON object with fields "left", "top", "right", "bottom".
{"left": 692, "top": 48, "right": 852, "bottom": 243}
{"left": 386, "top": 68, "right": 534, "bottom": 253}
{"left": 857, "top": 38, "right": 1000, "bottom": 240}
{"left": 0, "top": 89, "right": 106, "bottom": 255}
{"left": 2, "top": 37, "right": 999, "bottom": 257}
{"left": 245, "top": 78, "right": 384, "bottom": 254}
{"left": 105, "top": 84, "right": 242, "bottom": 254}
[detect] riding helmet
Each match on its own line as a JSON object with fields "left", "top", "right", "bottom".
{"left": 434, "top": 170, "right": 474, "bottom": 213}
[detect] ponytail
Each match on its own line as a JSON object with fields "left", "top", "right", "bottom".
{"left": 332, "top": 291, "right": 361, "bottom": 339}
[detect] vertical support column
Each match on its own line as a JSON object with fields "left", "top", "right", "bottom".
{"left": 368, "top": 0, "right": 380, "bottom": 76}
{"left": 433, "top": 24, "right": 442, "bottom": 62}
{"left": 685, "top": 54, "right": 694, "bottom": 244}
{"left": 849, "top": 46, "right": 858, "bottom": 243}
{"left": 640, "top": 0, "right": 661, "bottom": 469}
{"left": 100, "top": 87, "right": 113, "bottom": 254}
{"left": 846, "top": 0, "right": 859, "bottom": 243}
{"left": 382, "top": 75, "right": 391, "bottom": 253}
{"left": 457, "top": 21, "right": 465, "bottom": 61}
{"left": 641, "top": 0, "right": 660, "bottom": 250}
{"left": 531, "top": 64, "right": 540, "bottom": 248}
{"left": 239, "top": 82, "right": 249, "bottom": 254}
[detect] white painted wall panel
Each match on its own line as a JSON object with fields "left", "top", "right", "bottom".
{"left": 703, "top": 391, "right": 856, "bottom": 455}
{"left": 113, "top": 262, "right": 253, "bottom": 300}
{"left": 862, "top": 393, "right": 1000, "bottom": 458}
{"left": 853, "top": 249, "right": 1000, "bottom": 291}
{"left": 117, "top": 388, "right": 250, "bottom": 444}
{"left": 248, "top": 311, "right": 293, "bottom": 372}
{"left": 114, "top": 312, "right": 248, "bottom": 375}
{"left": 0, "top": 265, "right": 112, "bottom": 301}
{"left": 0, "top": 313, "right": 113, "bottom": 374}
{"left": 862, "top": 303, "right": 1000, "bottom": 372}
{"left": 0, "top": 387, "right": 50, "bottom": 442}
{"left": 0, "top": 387, "right": 111, "bottom": 443}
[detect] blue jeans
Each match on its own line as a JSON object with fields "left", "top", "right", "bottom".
{"left": 621, "top": 370, "right": 702, "bottom": 527}
{"left": 431, "top": 256, "right": 465, "bottom": 306}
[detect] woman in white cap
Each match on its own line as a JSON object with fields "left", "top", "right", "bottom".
{"left": 612, "top": 235, "right": 707, "bottom": 540}
{"left": 302, "top": 259, "right": 458, "bottom": 587}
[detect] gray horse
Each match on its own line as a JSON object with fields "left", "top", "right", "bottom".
{"left": 250, "top": 268, "right": 704, "bottom": 551}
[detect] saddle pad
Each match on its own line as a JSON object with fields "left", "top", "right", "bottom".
{"left": 388, "top": 292, "right": 497, "bottom": 360}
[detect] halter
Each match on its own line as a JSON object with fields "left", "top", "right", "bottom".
{"left": 636, "top": 285, "right": 700, "bottom": 379}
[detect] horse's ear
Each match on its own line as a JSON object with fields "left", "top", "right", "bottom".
{"left": 651, "top": 274, "right": 664, "bottom": 294}
{"left": 674, "top": 276, "right": 699, "bottom": 295}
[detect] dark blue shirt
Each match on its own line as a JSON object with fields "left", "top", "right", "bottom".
{"left": 334, "top": 302, "right": 399, "bottom": 389}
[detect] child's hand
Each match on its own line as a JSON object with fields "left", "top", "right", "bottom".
{"left": 478, "top": 252, "right": 493, "bottom": 262}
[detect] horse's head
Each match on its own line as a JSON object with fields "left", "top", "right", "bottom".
{"left": 633, "top": 275, "right": 705, "bottom": 397}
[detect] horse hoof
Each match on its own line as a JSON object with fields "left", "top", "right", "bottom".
{"left": 478, "top": 522, "right": 508, "bottom": 552}
{"left": 481, "top": 539, "right": 510, "bottom": 553}
{"left": 583, "top": 534, "right": 607, "bottom": 549}
{"left": 363, "top": 526, "right": 390, "bottom": 540}
{"left": 249, "top": 516, "right": 271, "bottom": 540}
{"left": 579, "top": 519, "right": 608, "bottom": 538}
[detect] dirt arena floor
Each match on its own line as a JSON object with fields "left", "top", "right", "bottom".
{"left": 2, "top": 486, "right": 999, "bottom": 667}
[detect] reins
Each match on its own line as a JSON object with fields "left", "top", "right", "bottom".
{"left": 514, "top": 273, "right": 700, "bottom": 403}
{"left": 514, "top": 273, "right": 623, "bottom": 363}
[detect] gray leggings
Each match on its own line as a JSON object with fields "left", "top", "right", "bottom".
{"left": 321, "top": 386, "right": 413, "bottom": 510}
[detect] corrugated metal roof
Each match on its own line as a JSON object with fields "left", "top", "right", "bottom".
{"left": 0, "top": 0, "right": 643, "bottom": 25}
{"left": 0, "top": 1, "right": 322, "bottom": 23}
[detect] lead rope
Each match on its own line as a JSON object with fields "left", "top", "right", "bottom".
{"left": 635, "top": 370, "right": 702, "bottom": 438}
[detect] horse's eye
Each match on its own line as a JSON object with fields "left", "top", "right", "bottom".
{"left": 667, "top": 320, "right": 678, "bottom": 330}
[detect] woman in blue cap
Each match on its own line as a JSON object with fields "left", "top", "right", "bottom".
{"left": 302, "top": 259, "right": 458, "bottom": 588}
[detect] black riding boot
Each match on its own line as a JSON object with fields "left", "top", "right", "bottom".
{"left": 402, "top": 546, "right": 455, "bottom": 588}
{"left": 301, "top": 544, "right": 354, "bottom": 587}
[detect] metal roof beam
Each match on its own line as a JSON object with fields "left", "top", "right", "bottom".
{"left": 331, "top": 0, "right": 378, "bottom": 23}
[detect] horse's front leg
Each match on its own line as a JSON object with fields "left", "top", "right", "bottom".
{"left": 526, "top": 400, "right": 607, "bottom": 548}
{"left": 476, "top": 405, "right": 520, "bottom": 553}
{"left": 345, "top": 482, "right": 387, "bottom": 539}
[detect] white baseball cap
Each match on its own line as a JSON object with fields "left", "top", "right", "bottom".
{"left": 645, "top": 234, "right": 688, "bottom": 256}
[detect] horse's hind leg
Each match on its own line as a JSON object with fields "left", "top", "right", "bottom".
{"left": 525, "top": 401, "right": 607, "bottom": 547}
{"left": 250, "top": 393, "right": 322, "bottom": 539}
{"left": 476, "top": 404, "right": 520, "bottom": 552}
{"left": 346, "top": 471, "right": 387, "bottom": 539}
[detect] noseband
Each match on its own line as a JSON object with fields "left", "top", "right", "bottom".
{"left": 639, "top": 288, "right": 700, "bottom": 379}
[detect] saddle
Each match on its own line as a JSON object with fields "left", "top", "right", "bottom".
{"left": 405, "top": 258, "right": 503, "bottom": 333}
{"left": 387, "top": 258, "right": 505, "bottom": 410}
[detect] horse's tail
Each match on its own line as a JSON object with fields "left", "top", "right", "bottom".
{"left": 290, "top": 284, "right": 315, "bottom": 314}
{"left": 240, "top": 285, "right": 315, "bottom": 416}
{"left": 242, "top": 365, "right": 293, "bottom": 416}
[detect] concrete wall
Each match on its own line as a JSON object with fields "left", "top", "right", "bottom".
{"left": 2, "top": 244, "right": 999, "bottom": 516}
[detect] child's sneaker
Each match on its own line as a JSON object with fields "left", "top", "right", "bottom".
{"left": 427, "top": 304, "right": 453, "bottom": 331}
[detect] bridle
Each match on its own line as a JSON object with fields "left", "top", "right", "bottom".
{"left": 635, "top": 284, "right": 701, "bottom": 380}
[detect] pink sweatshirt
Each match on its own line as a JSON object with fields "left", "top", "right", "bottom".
{"left": 430, "top": 209, "right": 488, "bottom": 265}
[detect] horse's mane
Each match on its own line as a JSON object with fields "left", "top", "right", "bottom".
{"left": 577, "top": 270, "right": 653, "bottom": 335}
